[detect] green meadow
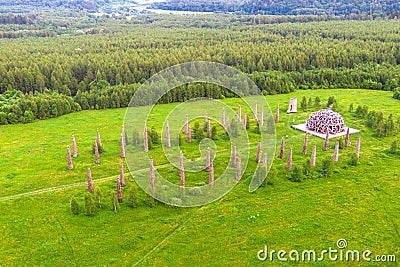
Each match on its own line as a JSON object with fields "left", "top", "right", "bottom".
{"left": 0, "top": 89, "right": 399, "bottom": 266}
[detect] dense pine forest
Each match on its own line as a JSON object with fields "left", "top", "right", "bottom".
{"left": 0, "top": 13, "right": 400, "bottom": 124}
{"left": 152, "top": 0, "right": 400, "bottom": 16}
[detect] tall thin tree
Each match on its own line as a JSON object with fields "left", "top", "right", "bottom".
{"left": 323, "top": 131, "right": 329, "bottom": 151}
{"left": 333, "top": 140, "right": 339, "bottom": 162}
{"left": 72, "top": 134, "right": 78, "bottom": 158}
{"left": 356, "top": 135, "right": 361, "bottom": 158}
{"left": 119, "top": 160, "right": 125, "bottom": 186}
{"left": 87, "top": 167, "right": 94, "bottom": 192}
{"left": 120, "top": 134, "right": 125, "bottom": 158}
{"left": 179, "top": 151, "right": 185, "bottom": 187}
{"left": 209, "top": 162, "right": 214, "bottom": 185}
{"left": 279, "top": 136, "right": 285, "bottom": 159}
{"left": 286, "top": 147, "right": 293, "bottom": 171}
{"left": 256, "top": 141, "right": 261, "bottom": 163}
{"left": 302, "top": 133, "right": 309, "bottom": 155}
{"left": 345, "top": 127, "right": 350, "bottom": 147}
{"left": 236, "top": 156, "right": 241, "bottom": 181}
{"left": 94, "top": 141, "right": 100, "bottom": 164}
{"left": 67, "top": 145, "right": 73, "bottom": 170}
{"left": 144, "top": 122, "right": 149, "bottom": 152}
{"left": 311, "top": 144, "right": 317, "bottom": 167}
{"left": 116, "top": 178, "right": 122, "bottom": 203}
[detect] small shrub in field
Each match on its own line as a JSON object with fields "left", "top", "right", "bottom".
{"left": 84, "top": 193, "right": 96, "bottom": 217}
{"left": 70, "top": 197, "right": 79, "bottom": 215}
{"left": 301, "top": 96, "right": 307, "bottom": 111}
{"left": 390, "top": 140, "right": 397, "bottom": 154}
{"left": 93, "top": 140, "right": 103, "bottom": 154}
{"left": 93, "top": 188, "right": 102, "bottom": 209}
{"left": 254, "top": 121, "right": 260, "bottom": 134}
{"left": 308, "top": 97, "right": 313, "bottom": 108}
{"left": 193, "top": 121, "right": 200, "bottom": 139}
{"left": 314, "top": 96, "right": 321, "bottom": 107}
{"left": 303, "top": 158, "right": 311, "bottom": 177}
{"left": 211, "top": 125, "right": 217, "bottom": 140}
{"left": 132, "top": 129, "right": 140, "bottom": 146}
{"left": 327, "top": 96, "right": 337, "bottom": 110}
{"left": 349, "top": 103, "right": 354, "bottom": 112}
{"left": 288, "top": 166, "right": 302, "bottom": 182}
{"left": 147, "top": 131, "right": 153, "bottom": 150}
{"left": 195, "top": 126, "right": 204, "bottom": 141}
{"left": 228, "top": 119, "right": 239, "bottom": 138}
{"left": 338, "top": 138, "right": 345, "bottom": 149}
{"left": 266, "top": 167, "right": 276, "bottom": 186}
{"left": 189, "top": 187, "right": 203, "bottom": 196}
{"left": 150, "top": 127, "right": 159, "bottom": 144}
{"left": 146, "top": 194, "right": 156, "bottom": 208}
{"left": 321, "top": 158, "right": 332, "bottom": 177}
{"left": 355, "top": 105, "right": 368, "bottom": 118}
{"left": 127, "top": 188, "right": 138, "bottom": 208}
{"left": 349, "top": 153, "right": 359, "bottom": 166}
{"left": 111, "top": 193, "right": 120, "bottom": 212}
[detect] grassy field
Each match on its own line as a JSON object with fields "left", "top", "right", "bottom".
{"left": 0, "top": 89, "right": 399, "bottom": 266}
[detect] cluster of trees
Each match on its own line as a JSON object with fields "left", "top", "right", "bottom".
{"left": 234, "top": 14, "right": 376, "bottom": 25}
{"left": 352, "top": 104, "right": 400, "bottom": 137}
{"left": 0, "top": 0, "right": 106, "bottom": 13}
{"left": 74, "top": 81, "right": 139, "bottom": 110}
{"left": 1, "top": 18, "right": 400, "bottom": 124}
{"left": 300, "top": 96, "right": 324, "bottom": 111}
{"left": 71, "top": 186, "right": 153, "bottom": 216}
{"left": 1, "top": 20, "right": 400, "bottom": 95}
{"left": 0, "top": 89, "right": 80, "bottom": 125}
{"left": 151, "top": 0, "right": 400, "bottom": 16}
{"left": 0, "top": 13, "right": 35, "bottom": 25}
{"left": 250, "top": 64, "right": 400, "bottom": 94}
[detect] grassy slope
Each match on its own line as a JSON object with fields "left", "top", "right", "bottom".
{"left": 0, "top": 89, "right": 399, "bottom": 266}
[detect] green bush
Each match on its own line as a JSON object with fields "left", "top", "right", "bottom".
{"left": 211, "top": 125, "right": 217, "bottom": 140}
{"left": 84, "top": 193, "right": 96, "bottom": 217}
{"left": 95, "top": 188, "right": 103, "bottom": 209}
{"left": 321, "top": 158, "right": 332, "bottom": 177}
{"left": 127, "top": 188, "right": 138, "bottom": 208}
{"left": 111, "top": 193, "right": 120, "bottom": 212}
{"left": 349, "top": 153, "right": 359, "bottom": 166}
{"left": 70, "top": 197, "right": 80, "bottom": 215}
{"left": 266, "top": 167, "right": 276, "bottom": 185}
{"left": 189, "top": 187, "right": 203, "bottom": 196}
{"left": 303, "top": 158, "right": 311, "bottom": 177}
{"left": 288, "top": 166, "right": 302, "bottom": 182}
{"left": 389, "top": 140, "right": 397, "bottom": 154}
{"left": 146, "top": 194, "right": 156, "bottom": 208}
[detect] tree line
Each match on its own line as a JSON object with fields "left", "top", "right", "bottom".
{"left": 1, "top": 18, "right": 400, "bottom": 125}
{"left": 151, "top": 0, "right": 400, "bottom": 16}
